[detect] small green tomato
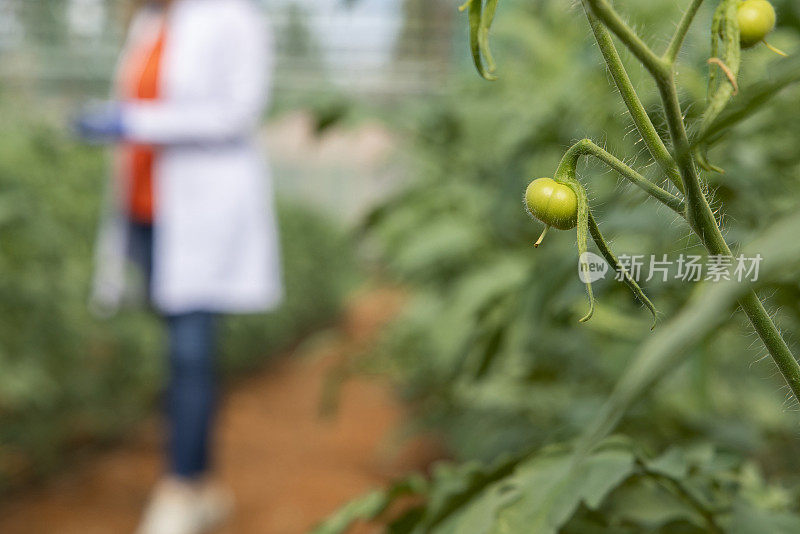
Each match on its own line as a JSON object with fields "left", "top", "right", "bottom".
{"left": 525, "top": 177, "right": 578, "bottom": 231}
{"left": 738, "top": 0, "right": 776, "bottom": 48}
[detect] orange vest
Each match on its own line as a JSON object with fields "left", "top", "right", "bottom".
{"left": 120, "top": 21, "right": 167, "bottom": 223}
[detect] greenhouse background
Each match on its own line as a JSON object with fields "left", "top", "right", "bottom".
{"left": 0, "top": 0, "right": 457, "bottom": 99}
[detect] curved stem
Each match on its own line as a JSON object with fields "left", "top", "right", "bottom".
{"left": 558, "top": 175, "right": 596, "bottom": 323}
{"left": 581, "top": 0, "right": 684, "bottom": 193}
{"left": 637, "top": 462, "right": 723, "bottom": 534}
{"left": 584, "top": 0, "right": 671, "bottom": 79}
{"left": 664, "top": 0, "right": 705, "bottom": 63}
{"left": 558, "top": 139, "right": 685, "bottom": 215}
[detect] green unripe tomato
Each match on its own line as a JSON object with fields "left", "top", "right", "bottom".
{"left": 525, "top": 177, "right": 578, "bottom": 231}
{"left": 738, "top": 0, "right": 776, "bottom": 48}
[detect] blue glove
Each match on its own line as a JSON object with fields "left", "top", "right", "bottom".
{"left": 73, "top": 104, "right": 125, "bottom": 143}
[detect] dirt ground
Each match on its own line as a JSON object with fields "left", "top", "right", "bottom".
{"left": 0, "top": 289, "right": 442, "bottom": 534}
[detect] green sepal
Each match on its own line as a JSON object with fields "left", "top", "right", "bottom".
{"left": 559, "top": 176, "right": 594, "bottom": 323}
{"left": 693, "top": 53, "right": 800, "bottom": 150}
{"left": 707, "top": 4, "right": 723, "bottom": 100}
{"left": 587, "top": 211, "right": 658, "bottom": 330}
{"left": 707, "top": 0, "right": 741, "bottom": 111}
{"left": 698, "top": 0, "right": 742, "bottom": 172}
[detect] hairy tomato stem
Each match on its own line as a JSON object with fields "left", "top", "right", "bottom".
{"left": 557, "top": 139, "right": 685, "bottom": 214}
{"left": 664, "top": 0, "right": 706, "bottom": 63}
{"left": 581, "top": 1, "right": 684, "bottom": 193}
{"left": 584, "top": 0, "right": 671, "bottom": 79}
{"left": 657, "top": 45, "right": 800, "bottom": 405}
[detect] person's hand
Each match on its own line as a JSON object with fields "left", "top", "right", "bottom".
{"left": 73, "top": 103, "right": 125, "bottom": 143}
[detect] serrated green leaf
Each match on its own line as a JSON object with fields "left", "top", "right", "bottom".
{"left": 646, "top": 443, "right": 715, "bottom": 480}
{"left": 416, "top": 455, "right": 521, "bottom": 533}
{"left": 311, "top": 475, "right": 427, "bottom": 534}
{"left": 489, "top": 447, "right": 635, "bottom": 534}
{"left": 602, "top": 478, "right": 702, "bottom": 530}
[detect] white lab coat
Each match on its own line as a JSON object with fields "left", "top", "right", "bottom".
{"left": 92, "top": 0, "right": 283, "bottom": 315}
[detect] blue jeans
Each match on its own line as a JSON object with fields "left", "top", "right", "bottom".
{"left": 128, "top": 222, "right": 217, "bottom": 479}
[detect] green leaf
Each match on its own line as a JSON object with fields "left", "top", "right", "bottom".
{"left": 414, "top": 443, "right": 635, "bottom": 534}
{"left": 646, "top": 443, "right": 715, "bottom": 480}
{"left": 489, "top": 446, "right": 635, "bottom": 534}
{"left": 429, "top": 476, "right": 518, "bottom": 534}
{"left": 478, "top": 0, "right": 500, "bottom": 75}
{"left": 416, "top": 454, "right": 521, "bottom": 532}
{"left": 462, "top": 0, "right": 499, "bottom": 81}
{"left": 602, "top": 479, "right": 702, "bottom": 530}
{"left": 311, "top": 475, "right": 427, "bottom": 534}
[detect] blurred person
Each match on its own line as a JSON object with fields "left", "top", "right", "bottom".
{"left": 74, "top": 0, "right": 281, "bottom": 532}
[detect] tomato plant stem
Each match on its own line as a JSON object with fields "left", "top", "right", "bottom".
{"left": 658, "top": 35, "right": 800, "bottom": 405}
{"left": 558, "top": 139, "right": 685, "bottom": 214}
{"left": 664, "top": 0, "right": 706, "bottom": 63}
{"left": 739, "top": 292, "right": 800, "bottom": 401}
{"left": 584, "top": 0, "right": 671, "bottom": 79}
{"left": 581, "top": 1, "right": 684, "bottom": 193}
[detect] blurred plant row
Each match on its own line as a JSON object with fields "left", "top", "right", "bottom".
{"left": 0, "top": 100, "right": 356, "bottom": 494}
{"left": 320, "top": 0, "right": 800, "bottom": 532}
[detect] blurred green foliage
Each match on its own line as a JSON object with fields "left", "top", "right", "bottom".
{"left": 317, "top": 437, "right": 800, "bottom": 534}
{"left": 320, "top": 0, "right": 800, "bottom": 531}
{"left": 0, "top": 103, "right": 356, "bottom": 493}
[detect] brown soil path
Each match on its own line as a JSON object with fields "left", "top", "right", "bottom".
{"left": 0, "top": 289, "right": 441, "bottom": 534}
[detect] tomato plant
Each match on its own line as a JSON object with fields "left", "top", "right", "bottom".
{"left": 469, "top": 0, "right": 800, "bottom": 407}
{"left": 468, "top": 0, "right": 800, "bottom": 478}
{"left": 316, "top": 1, "right": 800, "bottom": 532}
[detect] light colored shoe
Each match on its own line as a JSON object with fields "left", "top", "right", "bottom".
{"left": 135, "top": 478, "right": 232, "bottom": 534}
{"left": 195, "top": 483, "right": 234, "bottom": 532}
